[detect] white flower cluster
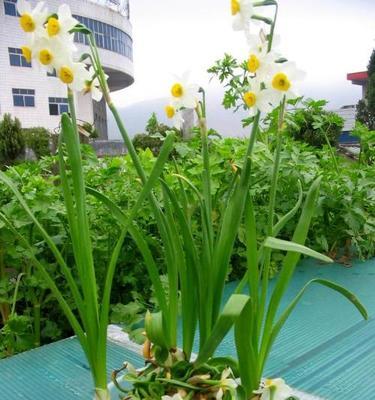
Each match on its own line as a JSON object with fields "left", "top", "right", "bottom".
{"left": 17, "top": 0, "right": 104, "bottom": 101}
{"left": 164, "top": 72, "right": 200, "bottom": 130}
{"left": 231, "top": 0, "right": 305, "bottom": 115}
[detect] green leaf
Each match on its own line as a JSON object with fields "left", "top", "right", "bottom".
{"left": 264, "top": 278, "right": 368, "bottom": 366}
{"left": 272, "top": 180, "right": 303, "bottom": 237}
{"left": 263, "top": 237, "right": 333, "bottom": 263}
{"left": 195, "top": 294, "right": 250, "bottom": 366}
{"left": 234, "top": 300, "right": 258, "bottom": 397}
{"left": 145, "top": 311, "right": 168, "bottom": 349}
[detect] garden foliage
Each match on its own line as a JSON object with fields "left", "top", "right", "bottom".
{"left": 22, "top": 127, "right": 51, "bottom": 159}
{"left": 0, "top": 114, "right": 25, "bottom": 167}
{"left": 0, "top": 133, "right": 374, "bottom": 358}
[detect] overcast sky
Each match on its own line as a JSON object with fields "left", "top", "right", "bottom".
{"left": 111, "top": 0, "right": 375, "bottom": 111}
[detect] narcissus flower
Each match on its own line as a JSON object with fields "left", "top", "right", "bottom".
{"left": 165, "top": 104, "right": 184, "bottom": 130}
{"left": 215, "top": 368, "right": 237, "bottom": 399}
{"left": 270, "top": 62, "right": 305, "bottom": 100}
{"left": 246, "top": 32, "right": 279, "bottom": 78}
{"left": 255, "top": 378, "right": 293, "bottom": 400}
{"left": 231, "top": 0, "right": 254, "bottom": 32}
{"left": 46, "top": 4, "right": 77, "bottom": 41}
{"left": 57, "top": 61, "right": 91, "bottom": 92}
{"left": 17, "top": 0, "right": 48, "bottom": 36}
{"left": 31, "top": 38, "right": 70, "bottom": 73}
{"left": 243, "top": 79, "right": 278, "bottom": 115}
{"left": 247, "top": 46, "right": 278, "bottom": 79}
{"left": 170, "top": 72, "right": 199, "bottom": 109}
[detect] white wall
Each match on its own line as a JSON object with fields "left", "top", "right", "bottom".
{"left": 0, "top": 0, "right": 133, "bottom": 131}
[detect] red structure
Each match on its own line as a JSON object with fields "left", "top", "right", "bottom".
{"left": 347, "top": 71, "right": 369, "bottom": 98}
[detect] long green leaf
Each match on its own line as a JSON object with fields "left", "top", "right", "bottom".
{"left": 260, "top": 176, "right": 322, "bottom": 370}
{"left": 194, "top": 294, "right": 250, "bottom": 366}
{"left": 263, "top": 237, "right": 333, "bottom": 263}
{"left": 159, "top": 180, "right": 198, "bottom": 359}
{"left": 272, "top": 179, "right": 303, "bottom": 237}
{"left": 234, "top": 299, "right": 258, "bottom": 398}
{"left": 211, "top": 113, "right": 261, "bottom": 324}
{"left": 0, "top": 212, "right": 88, "bottom": 354}
{"left": 235, "top": 181, "right": 303, "bottom": 295}
{"left": 0, "top": 170, "right": 85, "bottom": 317}
{"left": 61, "top": 113, "right": 99, "bottom": 326}
{"left": 98, "top": 132, "right": 175, "bottom": 335}
{"left": 261, "top": 278, "right": 368, "bottom": 368}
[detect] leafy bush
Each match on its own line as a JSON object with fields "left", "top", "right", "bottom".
{"left": 132, "top": 113, "right": 181, "bottom": 155}
{"left": 352, "top": 123, "right": 375, "bottom": 165}
{"left": 22, "top": 127, "right": 51, "bottom": 159}
{"left": 285, "top": 99, "right": 344, "bottom": 147}
{"left": 0, "top": 114, "right": 25, "bottom": 167}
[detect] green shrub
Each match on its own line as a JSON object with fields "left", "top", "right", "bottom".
{"left": 352, "top": 123, "right": 375, "bottom": 165}
{"left": 0, "top": 114, "right": 25, "bottom": 166}
{"left": 22, "top": 127, "right": 51, "bottom": 159}
{"left": 132, "top": 113, "right": 181, "bottom": 155}
{"left": 285, "top": 99, "right": 344, "bottom": 147}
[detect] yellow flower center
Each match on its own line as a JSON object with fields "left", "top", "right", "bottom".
{"left": 243, "top": 91, "right": 257, "bottom": 108}
{"left": 272, "top": 72, "right": 291, "bottom": 91}
{"left": 47, "top": 17, "right": 61, "bottom": 37}
{"left": 20, "top": 14, "right": 35, "bottom": 32}
{"left": 247, "top": 54, "right": 260, "bottom": 73}
{"left": 21, "top": 46, "right": 32, "bottom": 63}
{"left": 39, "top": 49, "right": 54, "bottom": 65}
{"left": 171, "top": 83, "right": 184, "bottom": 98}
{"left": 265, "top": 379, "right": 273, "bottom": 387}
{"left": 59, "top": 66, "right": 74, "bottom": 84}
{"left": 165, "top": 105, "right": 176, "bottom": 119}
{"left": 231, "top": 0, "right": 240, "bottom": 15}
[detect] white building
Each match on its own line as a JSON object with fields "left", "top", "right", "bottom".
{"left": 0, "top": 0, "right": 134, "bottom": 139}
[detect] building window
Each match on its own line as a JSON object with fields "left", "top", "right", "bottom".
{"left": 12, "top": 88, "right": 35, "bottom": 107}
{"left": 48, "top": 97, "right": 69, "bottom": 116}
{"left": 8, "top": 47, "right": 32, "bottom": 67}
{"left": 4, "top": 0, "right": 17, "bottom": 16}
{"left": 73, "top": 15, "right": 133, "bottom": 60}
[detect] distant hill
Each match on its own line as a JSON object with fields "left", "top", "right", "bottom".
{"left": 107, "top": 95, "right": 249, "bottom": 140}
{"left": 107, "top": 83, "right": 359, "bottom": 140}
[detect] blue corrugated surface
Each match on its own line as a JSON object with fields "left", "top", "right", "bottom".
{"left": 0, "top": 258, "right": 374, "bottom": 399}
{"left": 0, "top": 338, "right": 144, "bottom": 399}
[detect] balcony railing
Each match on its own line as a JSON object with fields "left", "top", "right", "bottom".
{"left": 86, "top": 0, "right": 130, "bottom": 18}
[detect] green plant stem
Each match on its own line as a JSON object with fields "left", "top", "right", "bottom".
{"left": 257, "top": 97, "right": 286, "bottom": 373}
{"left": 323, "top": 130, "right": 340, "bottom": 174}
{"left": 267, "top": 2, "right": 279, "bottom": 52}
{"left": 0, "top": 244, "right": 10, "bottom": 325}
{"left": 11, "top": 273, "right": 25, "bottom": 316}
{"left": 33, "top": 303, "right": 41, "bottom": 347}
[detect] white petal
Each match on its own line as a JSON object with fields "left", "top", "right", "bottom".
{"left": 34, "top": 1, "right": 46, "bottom": 15}
{"left": 17, "top": 0, "right": 31, "bottom": 14}
{"left": 58, "top": 4, "right": 72, "bottom": 20}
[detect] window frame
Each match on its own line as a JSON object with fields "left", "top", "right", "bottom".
{"left": 12, "top": 88, "right": 36, "bottom": 108}
{"left": 8, "top": 47, "right": 32, "bottom": 68}
{"left": 48, "top": 97, "right": 69, "bottom": 116}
